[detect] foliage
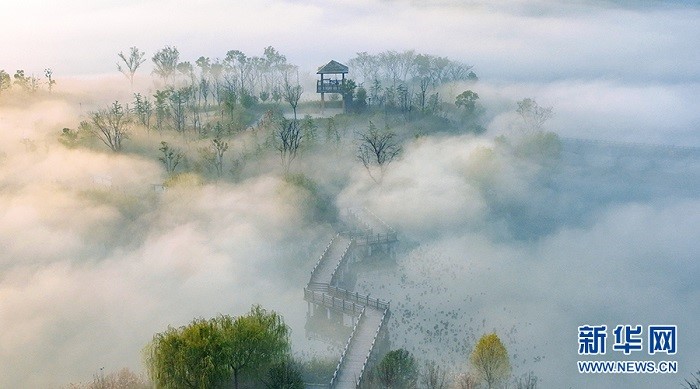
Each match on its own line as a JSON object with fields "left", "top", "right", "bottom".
{"left": 153, "top": 89, "right": 171, "bottom": 131}
{"left": 132, "top": 93, "right": 153, "bottom": 129}
{"left": 59, "top": 122, "right": 92, "bottom": 149}
{"left": 118, "top": 46, "right": 146, "bottom": 87}
{"left": 262, "top": 360, "right": 304, "bottom": 389}
{"left": 158, "top": 141, "right": 183, "bottom": 174}
{"left": 152, "top": 46, "right": 180, "bottom": 83}
{"left": 375, "top": 349, "right": 418, "bottom": 389}
{"left": 297, "top": 357, "right": 337, "bottom": 384}
{"left": 90, "top": 101, "right": 131, "bottom": 152}
{"left": 144, "top": 306, "right": 291, "bottom": 389}
{"left": 216, "top": 305, "right": 291, "bottom": 389}
{"left": 470, "top": 333, "right": 511, "bottom": 389}
{"left": 514, "top": 131, "right": 562, "bottom": 163}
{"left": 455, "top": 90, "right": 479, "bottom": 115}
{"left": 144, "top": 318, "right": 230, "bottom": 389}
{"left": 0, "top": 70, "right": 11, "bottom": 93}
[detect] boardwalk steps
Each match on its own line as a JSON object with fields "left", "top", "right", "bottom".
{"left": 303, "top": 208, "right": 396, "bottom": 389}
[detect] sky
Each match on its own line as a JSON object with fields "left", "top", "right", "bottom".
{"left": 2, "top": 0, "right": 699, "bottom": 83}
{"left": 1, "top": 1, "right": 699, "bottom": 388}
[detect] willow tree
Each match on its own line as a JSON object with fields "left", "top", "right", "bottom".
{"left": 470, "top": 333, "right": 511, "bottom": 389}
{"left": 144, "top": 306, "right": 291, "bottom": 389}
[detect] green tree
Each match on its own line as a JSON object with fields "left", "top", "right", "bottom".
{"left": 455, "top": 90, "right": 479, "bottom": 116}
{"left": 158, "top": 141, "right": 183, "bottom": 174}
{"left": 152, "top": 46, "right": 180, "bottom": 84}
{"left": 375, "top": 349, "right": 418, "bottom": 389}
{"left": 145, "top": 306, "right": 291, "bottom": 389}
{"left": 0, "top": 70, "right": 12, "bottom": 94}
{"left": 218, "top": 305, "right": 291, "bottom": 389}
{"left": 470, "top": 333, "right": 511, "bottom": 389}
{"left": 118, "top": 46, "right": 146, "bottom": 88}
{"left": 13, "top": 70, "right": 29, "bottom": 91}
{"left": 145, "top": 318, "right": 230, "bottom": 389}
{"left": 133, "top": 93, "right": 153, "bottom": 129}
{"left": 263, "top": 360, "right": 304, "bottom": 389}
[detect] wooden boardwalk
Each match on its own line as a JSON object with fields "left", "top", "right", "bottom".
{"left": 304, "top": 208, "right": 395, "bottom": 388}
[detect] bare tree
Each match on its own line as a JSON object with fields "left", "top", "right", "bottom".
{"left": 516, "top": 98, "right": 553, "bottom": 134}
{"left": 275, "top": 117, "right": 303, "bottom": 173}
{"left": 117, "top": 46, "right": 146, "bottom": 88}
{"left": 357, "top": 121, "right": 401, "bottom": 183}
{"left": 282, "top": 72, "right": 303, "bottom": 121}
{"left": 422, "top": 362, "right": 449, "bottom": 389}
{"left": 514, "top": 371, "right": 538, "bottom": 389}
{"left": 90, "top": 101, "right": 131, "bottom": 152}
{"left": 454, "top": 373, "right": 479, "bottom": 389}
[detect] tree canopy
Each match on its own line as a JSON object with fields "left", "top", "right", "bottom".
{"left": 375, "top": 348, "right": 419, "bottom": 389}
{"left": 470, "top": 333, "right": 511, "bottom": 389}
{"left": 144, "top": 305, "right": 291, "bottom": 389}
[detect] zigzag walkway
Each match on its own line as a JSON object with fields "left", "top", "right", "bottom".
{"left": 304, "top": 209, "right": 393, "bottom": 389}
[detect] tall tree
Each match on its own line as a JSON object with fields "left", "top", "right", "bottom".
{"left": 117, "top": 46, "right": 146, "bottom": 88}
{"left": 275, "top": 117, "right": 303, "bottom": 173}
{"left": 470, "top": 333, "right": 511, "bottom": 389}
{"left": 152, "top": 46, "right": 180, "bottom": 84}
{"left": 90, "top": 101, "right": 131, "bottom": 152}
{"left": 217, "top": 306, "right": 291, "bottom": 389}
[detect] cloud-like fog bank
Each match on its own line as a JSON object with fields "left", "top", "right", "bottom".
{"left": 340, "top": 131, "right": 700, "bottom": 387}
{"left": 0, "top": 97, "right": 338, "bottom": 387}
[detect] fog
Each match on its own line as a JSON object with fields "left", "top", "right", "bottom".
{"left": 1, "top": 1, "right": 698, "bottom": 388}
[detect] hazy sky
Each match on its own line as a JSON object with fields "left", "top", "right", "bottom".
{"left": 2, "top": 0, "right": 699, "bottom": 83}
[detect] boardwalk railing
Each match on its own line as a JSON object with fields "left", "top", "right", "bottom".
{"left": 305, "top": 209, "right": 396, "bottom": 389}
{"left": 330, "top": 307, "right": 366, "bottom": 388}
{"left": 309, "top": 233, "right": 339, "bottom": 282}
{"left": 304, "top": 284, "right": 390, "bottom": 311}
{"left": 329, "top": 241, "right": 353, "bottom": 286}
{"left": 304, "top": 288, "right": 366, "bottom": 316}
{"left": 356, "top": 307, "right": 390, "bottom": 388}
{"left": 353, "top": 232, "right": 398, "bottom": 246}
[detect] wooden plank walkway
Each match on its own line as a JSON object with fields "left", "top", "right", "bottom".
{"left": 303, "top": 209, "right": 395, "bottom": 388}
